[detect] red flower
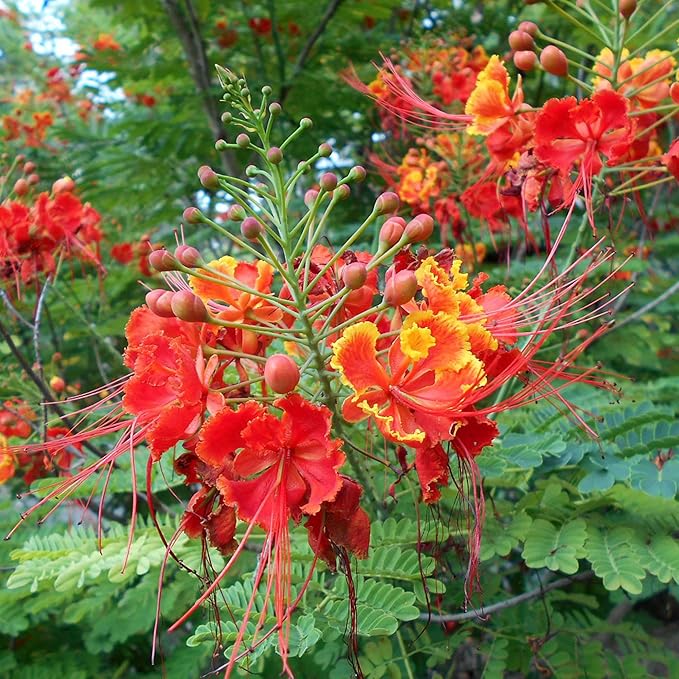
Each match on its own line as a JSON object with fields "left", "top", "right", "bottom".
{"left": 248, "top": 17, "right": 272, "bottom": 35}
{"left": 662, "top": 139, "right": 679, "bottom": 181}
{"left": 111, "top": 242, "right": 135, "bottom": 264}
{"left": 535, "top": 90, "right": 634, "bottom": 227}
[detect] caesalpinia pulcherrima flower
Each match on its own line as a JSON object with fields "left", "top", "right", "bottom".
{"left": 5, "top": 57, "right": 636, "bottom": 678}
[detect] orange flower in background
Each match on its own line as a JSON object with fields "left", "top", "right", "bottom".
{"left": 593, "top": 48, "right": 676, "bottom": 110}
{"left": 93, "top": 33, "right": 121, "bottom": 51}
{"left": 455, "top": 242, "right": 487, "bottom": 271}
{"left": 0, "top": 436, "right": 15, "bottom": 484}
{"left": 397, "top": 148, "right": 446, "bottom": 210}
{"left": 0, "top": 399, "right": 35, "bottom": 438}
{"left": 663, "top": 139, "right": 679, "bottom": 180}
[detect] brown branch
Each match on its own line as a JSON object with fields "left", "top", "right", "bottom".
{"left": 162, "top": 0, "right": 238, "bottom": 175}
{"left": 420, "top": 571, "right": 595, "bottom": 623}
{"left": 279, "top": 0, "right": 345, "bottom": 104}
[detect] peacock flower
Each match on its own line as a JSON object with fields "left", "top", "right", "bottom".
{"left": 396, "top": 148, "right": 446, "bottom": 210}
{"left": 663, "top": 139, "right": 679, "bottom": 181}
{"left": 0, "top": 436, "right": 15, "bottom": 484}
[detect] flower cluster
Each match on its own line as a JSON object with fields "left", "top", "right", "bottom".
{"left": 0, "top": 165, "right": 103, "bottom": 287}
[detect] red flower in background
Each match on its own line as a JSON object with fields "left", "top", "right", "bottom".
{"left": 663, "top": 139, "right": 679, "bottom": 181}
{"left": 249, "top": 17, "right": 272, "bottom": 35}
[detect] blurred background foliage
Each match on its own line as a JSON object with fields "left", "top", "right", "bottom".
{"left": 1, "top": 0, "right": 678, "bottom": 677}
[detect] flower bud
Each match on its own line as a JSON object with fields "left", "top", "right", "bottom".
{"left": 241, "top": 216, "right": 263, "bottom": 240}
{"left": 236, "top": 133, "right": 250, "bottom": 148}
{"left": 269, "top": 102, "right": 281, "bottom": 116}
{"left": 540, "top": 46, "right": 568, "bottom": 77}
{"left": 227, "top": 204, "right": 246, "bottom": 221}
{"left": 334, "top": 184, "right": 351, "bottom": 201}
{"left": 16, "top": 153, "right": 25, "bottom": 163}
{"left": 670, "top": 82, "right": 679, "bottom": 105}
{"left": 50, "top": 376, "right": 65, "bottom": 393}
{"left": 379, "top": 216, "right": 406, "bottom": 248}
{"left": 267, "top": 147, "right": 283, "bottom": 164}
{"left": 215, "top": 139, "right": 228, "bottom": 151}
{"left": 320, "top": 172, "right": 338, "bottom": 192}
{"left": 300, "top": 117, "right": 313, "bottom": 129}
{"left": 374, "top": 191, "right": 400, "bottom": 215}
{"left": 261, "top": 85, "right": 272, "bottom": 96}
{"left": 318, "top": 142, "right": 332, "bottom": 157}
{"left": 348, "top": 165, "right": 367, "bottom": 183}
{"left": 13, "top": 178, "right": 29, "bottom": 196}
{"left": 384, "top": 270, "right": 418, "bottom": 306}
{"left": 221, "top": 111, "right": 232, "bottom": 123}
{"left": 620, "top": 0, "right": 636, "bottom": 19}
{"left": 304, "top": 189, "right": 319, "bottom": 207}
{"left": 52, "top": 176, "right": 75, "bottom": 194}
{"left": 149, "top": 249, "right": 177, "bottom": 272}
{"left": 404, "top": 214, "right": 434, "bottom": 243}
{"left": 23, "top": 161, "right": 36, "bottom": 174}
{"left": 509, "top": 30, "right": 535, "bottom": 51}
{"left": 183, "top": 207, "right": 204, "bottom": 224}
{"left": 174, "top": 244, "right": 202, "bottom": 268}
{"left": 146, "top": 289, "right": 175, "bottom": 317}
{"left": 342, "top": 262, "right": 368, "bottom": 290}
{"left": 518, "top": 21, "right": 538, "bottom": 36}
{"left": 170, "top": 290, "right": 209, "bottom": 322}
{"left": 245, "top": 164, "right": 258, "bottom": 177}
{"left": 513, "top": 50, "right": 537, "bottom": 71}
{"left": 27, "top": 173, "right": 40, "bottom": 185}
{"left": 198, "top": 165, "right": 220, "bottom": 190}
{"left": 264, "top": 354, "right": 300, "bottom": 393}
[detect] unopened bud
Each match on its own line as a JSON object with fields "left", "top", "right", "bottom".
{"left": 23, "top": 161, "right": 36, "bottom": 174}
{"left": 269, "top": 102, "right": 281, "bottom": 116}
{"left": 404, "top": 214, "right": 434, "bottom": 243}
{"left": 513, "top": 50, "right": 537, "bottom": 71}
{"left": 619, "top": 0, "right": 636, "bottom": 19}
{"left": 518, "top": 21, "right": 538, "bottom": 36}
{"left": 236, "top": 133, "right": 250, "bottom": 148}
{"left": 374, "top": 191, "right": 400, "bottom": 215}
{"left": 241, "top": 216, "right": 263, "bottom": 240}
{"left": 540, "top": 46, "right": 568, "bottom": 77}
{"left": 215, "top": 139, "right": 228, "bottom": 151}
{"left": 670, "top": 82, "right": 679, "bottom": 105}
{"left": 304, "top": 189, "right": 319, "bottom": 207}
{"left": 318, "top": 143, "right": 332, "bottom": 157}
{"left": 13, "top": 178, "right": 29, "bottom": 196}
{"left": 198, "top": 165, "right": 220, "bottom": 191}
{"left": 267, "top": 147, "right": 283, "bottom": 164}
{"left": 335, "top": 184, "right": 351, "bottom": 200}
{"left": 146, "top": 289, "right": 175, "bottom": 317}
{"left": 174, "top": 245, "right": 202, "bottom": 268}
{"left": 264, "top": 354, "right": 300, "bottom": 393}
{"left": 509, "top": 30, "right": 535, "bottom": 51}
{"left": 149, "top": 249, "right": 177, "bottom": 272}
{"left": 348, "top": 165, "right": 367, "bottom": 183}
{"left": 261, "top": 85, "right": 272, "bottom": 96}
{"left": 170, "top": 290, "right": 209, "bottom": 322}
{"left": 52, "top": 176, "right": 75, "bottom": 194}
{"left": 221, "top": 111, "right": 232, "bottom": 123}
{"left": 27, "top": 173, "right": 40, "bottom": 185}
{"left": 299, "top": 117, "right": 313, "bottom": 129}
{"left": 379, "top": 216, "right": 406, "bottom": 248}
{"left": 183, "top": 207, "right": 204, "bottom": 224}
{"left": 384, "top": 270, "right": 418, "bottom": 306}
{"left": 342, "top": 262, "right": 368, "bottom": 290}
{"left": 50, "top": 376, "right": 65, "bottom": 393}
{"left": 320, "top": 172, "right": 338, "bottom": 192}
{"left": 228, "top": 204, "right": 246, "bottom": 221}
{"left": 245, "top": 165, "right": 258, "bottom": 177}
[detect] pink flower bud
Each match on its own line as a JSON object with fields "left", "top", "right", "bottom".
{"left": 318, "top": 143, "right": 332, "bottom": 157}
{"left": 236, "top": 133, "right": 250, "bottom": 148}
{"left": 170, "top": 290, "right": 209, "bottom": 322}
{"left": 379, "top": 216, "right": 406, "bottom": 248}
{"left": 620, "top": 0, "right": 636, "bottom": 18}
{"left": 509, "top": 30, "right": 535, "bottom": 51}
{"left": 174, "top": 245, "right": 202, "bottom": 268}
{"left": 52, "top": 176, "right": 75, "bottom": 194}
{"left": 198, "top": 165, "right": 220, "bottom": 191}
{"left": 241, "top": 217, "right": 263, "bottom": 240}
{"left": 384, "top": 270, "right": 418, "bottom": 306}
{"left": 23, "top": 161, "right": 36, "bottom": 174}
{"left": 27, "top": 173, "right": 40, "bottom": 186}
{"left": 149, "top": 249, "right": 177, "bottom": 272}
{"left": 320, "top": 172, "right": 338, "bottom": 191}
{"left": 540, "top": 46, "right": 568, "bottom": 77}
{"left": 50, "top": 376, "right": 65, "bottom": 393}
{"left": 304, "top": 189, "right": 319, "bottom": 207}
{"left": 404, "top": 214, "right": 434, "bottom": 243}
{"left": 342, "top": 262, "right": 368, "bottom": 290}
{"left": 518, "top": 21, "right": 538, "bottom": 36}
{"left": 183, "top": 207, "right": 203, "bottom": 224}
{"left": 13, "top": 178, "right": 29, "bottom": 196}
{"left": 264, "top": 354, "right": 300, "bottom": 393}
{"left": 334, "top": 184, "right": 351, "bottom": 200}
{"left": 374, "top": 191, "right": 400, "bottom": 215}
{"left": 513, "top": 50, "right": 537, "bottom": 71}
{"left": 146, "top": 289, "right": 175, "bottom": 317}
{"left": 348, "top": 165, "right": 367, "bottom": 182}
{"left": 267, "top": 147, "right": 283, "bottom": 164}
{"left": 228, "top": 204, "right": 246, "bottom": 221}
